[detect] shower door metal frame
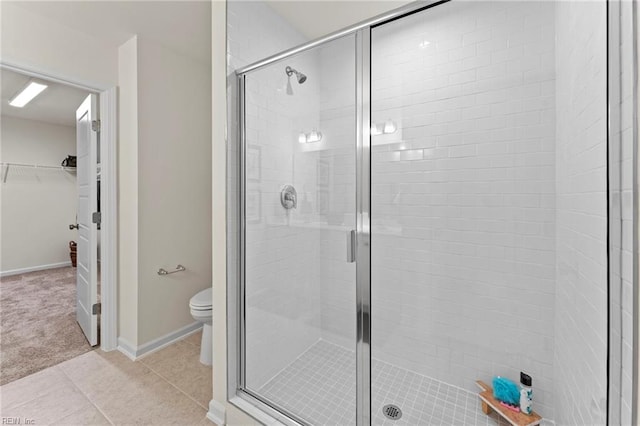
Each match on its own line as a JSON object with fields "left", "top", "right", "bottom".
{"left": 355, "top": 28, "right": 372, "bottom": 426}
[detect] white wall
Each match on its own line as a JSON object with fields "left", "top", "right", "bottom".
{"left": 0, "top": 2, "right": 118, "bottom": 89}
{"left": 117, "top": 36, "right": 139, "bottom": 346}
{"left": 117, "top": 34, "right": 213, "bottom": 349}
{"left": 136, "top": 35, "right": 212, "bottom": 345}
{"left": 0, "top": 116, "right": 77, "bottom": 273}
{"left": 554, "top": 1, "right": 608, "bottom": 424}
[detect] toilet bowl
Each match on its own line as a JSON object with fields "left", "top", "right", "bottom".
{"left": 189, "top": 287, "right": 212, "bottom": 366}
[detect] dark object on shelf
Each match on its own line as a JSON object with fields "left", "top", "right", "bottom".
{"left": 61, "top": 155, "right": 77, "bottom": 168}
{"left": 69, "top": 241, "right": 77, "bottom": 267}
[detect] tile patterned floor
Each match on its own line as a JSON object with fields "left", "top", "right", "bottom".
{"left": 259, "top": 340, "right": 509, "bottom": 426}
{"left": 0, "top": 330, "right": 213, "bottom": 425}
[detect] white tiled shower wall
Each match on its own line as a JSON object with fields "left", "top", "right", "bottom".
{"left": 369, "top": 1, "right": 556, "bottom": 419}
{"left": 554, "top": 2, "right": 608, "bottom": 425}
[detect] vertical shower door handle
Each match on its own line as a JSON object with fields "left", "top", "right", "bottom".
{"left": 347, "top": 229, "right": 356, "bottom": 263}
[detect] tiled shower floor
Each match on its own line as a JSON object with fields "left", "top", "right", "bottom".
{"left": 259, "top": 340, "right": 508, "bottom": 426}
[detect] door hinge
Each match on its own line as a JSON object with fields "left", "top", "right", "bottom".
{"left": 92, "top": 303, "right": 101, "bottom": 315}
{"left": 91, "top": 120, "right": 101, "bottom": 132}
{"left": 92, "top": 212, "right": 101, "bottom": 224}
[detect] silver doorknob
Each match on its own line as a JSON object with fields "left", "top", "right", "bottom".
{"left": 69, "top": 224, "right": 79, "bottom": 230}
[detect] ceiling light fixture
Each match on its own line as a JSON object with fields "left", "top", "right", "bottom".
{"left": 9, "top": 80, "right": 48, "bottom": 108}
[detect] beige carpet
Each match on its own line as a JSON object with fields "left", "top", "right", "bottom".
{"left": 0, "top": 266, "right": 94, "bottom": 385}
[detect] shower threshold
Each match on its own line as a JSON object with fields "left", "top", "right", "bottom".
{"left": 258, "top": 340, "right": 510, "bottom": 426}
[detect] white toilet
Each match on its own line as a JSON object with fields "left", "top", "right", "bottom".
{"left": 189, "top": 287, "right": 213, "bottom": 366}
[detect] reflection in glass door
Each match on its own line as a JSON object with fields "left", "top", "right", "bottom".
{"left": 239, "top": 34, "right": 358, "bottom": 425}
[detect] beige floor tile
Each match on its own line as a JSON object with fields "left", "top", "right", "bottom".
{"left": 51, "top": 405, "right": 112, "bottom": 425}
{"left": 60, "top": 351, "right": 164, "bottom": 407}
{"left": 98, "top": 375, "right": 208, "bottom": 425}
{"left": 1, "top": 380, "right": 95, "bottom": 425}
{"left": 0, "top": 366, "right": 72, "bottom": 409}
{"left": 3, "top": 342, "right": 214, "bottom": 426}
{"left": 140, "top": 341, "right": 212, "bottom": 409}
{"left": 183, "top": 330, "right": 202, "bottom": 348}
{"left": 60, "top": 349, "right": 210, "bottom": 424}
{"left": 129, "top": 391, "right": 210, "bottom": 425}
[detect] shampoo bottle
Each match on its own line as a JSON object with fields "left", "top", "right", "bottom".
{"left": 519, "top": 372, "right": 533, "bottom": 415}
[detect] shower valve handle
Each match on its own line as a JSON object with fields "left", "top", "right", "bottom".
{"left": 280, "top": 185, "right": 297, "bottom": 210}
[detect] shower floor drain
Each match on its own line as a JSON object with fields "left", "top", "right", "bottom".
{"left": 382, "top": 404, "right": 402, "bottom": 420}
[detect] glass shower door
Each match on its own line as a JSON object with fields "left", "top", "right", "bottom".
{"left": 370, "top": 1, "right": 558, "bottom": 424}
{"left": 239, "top": 34, "right": 358, "bottom": 426}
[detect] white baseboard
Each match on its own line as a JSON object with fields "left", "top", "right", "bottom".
{"left": 207, "top": 399, "right": 226, "bottom": 425}
{"left": 116, "top": 322, "right": 202, "bottom": 361}
{"left": 0, "top": 261, "right": 72, "bottom": 278}
{"left": 116, "top": 337, "right": 138, "bottom": 361}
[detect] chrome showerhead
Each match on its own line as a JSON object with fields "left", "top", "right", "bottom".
{"left": 285, "top": 66, "right": 307, "bottom": 84}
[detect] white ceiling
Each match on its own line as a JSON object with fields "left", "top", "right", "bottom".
{"left": 265, "top": 0, "right": 412, "bottom": 40}
{"left": 8, "top": 1, "right": 212, "bottom": 65}
{"left": 1, "top": 68, "right": 91, "bottom": 127}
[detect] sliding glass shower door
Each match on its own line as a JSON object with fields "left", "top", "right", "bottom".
{"left": 238, "top": 34, "right": 359, "bottom": 425}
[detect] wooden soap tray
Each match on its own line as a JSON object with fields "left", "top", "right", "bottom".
{"left": 476, "top": 380, "right": 542, "bottom": 426}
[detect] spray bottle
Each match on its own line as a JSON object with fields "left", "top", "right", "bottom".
{"left": 520, "top": 372, "right": 533, "bottom": 415}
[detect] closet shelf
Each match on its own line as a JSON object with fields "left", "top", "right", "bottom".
{"left": 1, "top": 162, "right": 77, "bottom": 183}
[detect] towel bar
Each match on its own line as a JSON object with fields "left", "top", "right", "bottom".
{"left": 158, "top": 265, "right": 186, "bottom": 276}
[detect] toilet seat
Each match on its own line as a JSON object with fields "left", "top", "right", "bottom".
{"left": 190, "top": 288, "right": 212, "bottom": 311}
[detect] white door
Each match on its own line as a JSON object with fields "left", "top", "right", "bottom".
{"left": 76, "top": 94, "right": 99, "bottom": 346}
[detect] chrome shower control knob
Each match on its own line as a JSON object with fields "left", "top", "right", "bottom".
{"left": 280, "top": 185, "right": 297, "bottom": 210}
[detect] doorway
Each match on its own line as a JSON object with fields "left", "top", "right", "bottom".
{"left": 0, "top": 65, "right": 117, "bottom": 384}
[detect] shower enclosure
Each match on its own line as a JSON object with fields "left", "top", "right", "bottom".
{"left": 228, "top": 0, "right": 630, "bottom": 424}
